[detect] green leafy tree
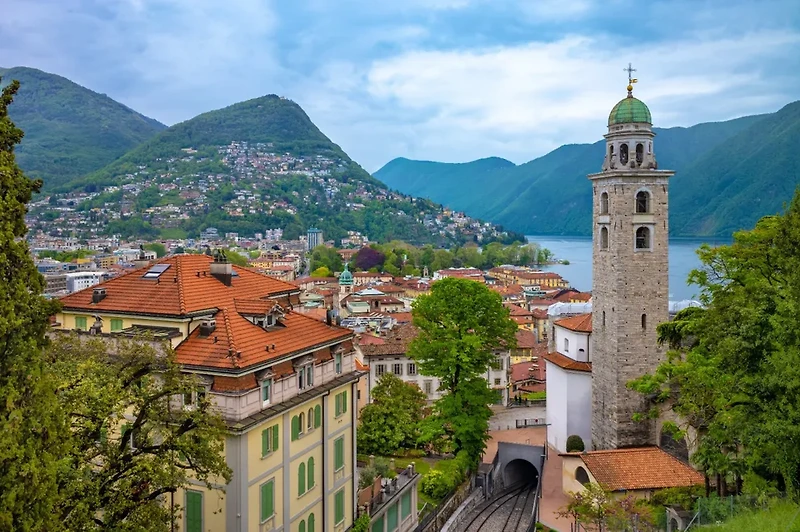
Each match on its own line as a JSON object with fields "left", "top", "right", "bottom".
{"left": 224, "top": 249, "right": 249, "bottom": 267}
{"left": 0, "top": 76, "right": 69, "bottom": 530}
{"left": 49, "top": 334, "right": 232, "bottom": 530}
{"left": 310, "top": 245, "right": 343, "bottom": 273}
{"left": 357, "top": 373, "right": 427, "bottom": 456}
{"left": 630, "top": 190, "right": 800, "bottom": 494}
{"left": 144, "top": 242, "right": 167, "bottom": 258}
{"left": 408, "top": 277, "right": 517, "bottom": 464}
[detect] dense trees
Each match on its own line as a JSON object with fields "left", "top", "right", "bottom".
{"left": 408, "top": 278, "right": 517, "bottom": 465}
{"left": 630, "top": 189, "right": 800, "bottom": 494}
{"left": 357, "top": 374, "right": 427, "bottom": 456}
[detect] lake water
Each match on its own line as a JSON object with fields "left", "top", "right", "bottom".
{"left": 525, "top": 235, "right": 732, "bottom": 301}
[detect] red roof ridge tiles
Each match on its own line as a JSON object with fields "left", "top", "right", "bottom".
{"left": 175, "top": 255, "right": 187, "bottom": 314}
{"left": 543, "top": 351, "right": 592, "bottom": 372}
{"left": 221, "top": 308, "right": 239, "bottom": 367}
{"left": 555, "top": 313, "right": 592, "bottom": 333}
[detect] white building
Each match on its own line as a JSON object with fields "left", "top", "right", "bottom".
{"left": 357, "top": 324, "right": 510, "bottom": 405}
{"left": 544, "top": 313, "right": 593, "bottom": 452}
{"left": 65, "top": 271, "right": 106, "bottom": 294}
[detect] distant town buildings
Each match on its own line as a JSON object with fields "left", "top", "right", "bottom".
{"left": 306, "top": 227, "right": 323, "bottom": 251}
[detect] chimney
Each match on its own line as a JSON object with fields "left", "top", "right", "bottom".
{"left": 326, "top": 309, "right": 333, "bottom": 326}
{"left": 210, "top": 249, "right": 233, "bottom": 286}
{"left": 198, "top": 320, "right": 216, "bottom": 337}
{"left": 92, "top": 287, "right": 107, "bottom": 304}
{"left": 133, "top": 245, "right": 150, "bottom": 269}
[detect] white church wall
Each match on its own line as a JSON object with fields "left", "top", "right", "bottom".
{"left": 566, "top": 371, "right": 593, "bottom": 450}
{"left": 545, "top": 362, "right": 570, "bottom": 452}
{"left": 554, "top": 326, "right": 591, "bottom": 362}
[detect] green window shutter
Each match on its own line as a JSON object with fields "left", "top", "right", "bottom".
{"left": 371, "top": 515, "right": 384, "bottom": 532}
{"left": 334, "top": 437, "right": 344, "bottom": 470}
{"left": 298, "top": 462, "right": 306, "bottom": 496}
{"left": 334, "top": 393, "right": 340, "bottom": 417}
{"left": 307, "top": 457, "right": 315, "bottom": 489}
{"left": 335, "top": 489, "right": 345, "bottom": 524}
{"left": 110, "top": 318, "right": 122, "bottom": 332}
{"left": 261, "top": 428, "right": 269, "bottom": 457}
{"left": 314, "top": 405, "right": 321, "bottom": 428}
{"left": 75, "top": 316, "right": 87, "bottom": 330}
{"left": 291, "top": 415, "right": 299, "bottom": 441}
{"left": 387, "top": 503, "right": 398, "bottom": 531}
{"left": 299, "top": 520, "right": 305, "bottom": 532}
{"left": 401, "top": 491, "right": 411, "bottom": 518}
{"left": 308, "top": 513, "right": 315, "bottom": 532}
{"left": 186, "top": 491, "right": 202, "bottom": 532}
{"left": 343, "top": 390, "right": 348, "bottom": 414}
{"left": 260, "top": 480, "right": 274, "bottom": 521}
{"left": 272, "top": 424, "right": 279, "bottom": 452}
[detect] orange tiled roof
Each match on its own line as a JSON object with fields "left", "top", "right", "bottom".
{"left": 564, "top": 447, "right": 704, "bottom": 491}
{"left": 555, "top": 313, "right": 592, "bottom": 333}
{"left": 505, "top": 303, "right": 533, "bottom": 317}
{"left": 515, "top": 330, "right": 537, "bottom": 349}
{"left": 212, "top": 373, "right": 258, "bottom": 392}
{"left": 359, "top": 323, "right": 418, "bottom": 357}
{"left": 234, "top": 298, "right": 278, "bottom": 316}
{"left": 59, "top": 255, "right": 298, "bottom": 316}
{"left": 543, "top": 351, "right": 591, "bottom": 373}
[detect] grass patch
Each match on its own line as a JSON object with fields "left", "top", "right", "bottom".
{"left": 159, "top": 227, "right": 188, "bottom": 239}
{"left": 697, "top": 501, "right": 800, "bottom": 531}
{"left": 523, "top": 391, "right": 546, "bottom": 401}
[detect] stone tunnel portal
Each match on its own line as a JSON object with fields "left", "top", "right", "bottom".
{"left": 503, "top": 458, "right": 539, "bottom": 488}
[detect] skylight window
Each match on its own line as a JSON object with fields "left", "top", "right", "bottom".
{"left": 142, "top": 264, "right": 171, "bottom": 279}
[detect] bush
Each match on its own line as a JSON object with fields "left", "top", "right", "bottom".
{"left": 352, "top": 513, "right": 370, "bottom": 532}
{"left": 566, "top": 435, "right": 585, "bottom": 452}
{"left": 420, "top": 451, "right": 471, "bottom": 500}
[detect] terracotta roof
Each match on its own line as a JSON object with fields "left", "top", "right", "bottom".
{"left": 510, "top": 361, "right": 540, "bottom": 383}
{"left": 515, "top": 330, "right": 537, "bottom": 349}
{"left": 356, "top": 334, "right": 386, "bottom": 346}
{"left": 212, "top": 373, "right": 258, "bottom": 392}
{"left": 555, "top": 313, "right": 592, "bottom": 333}
{"left": 389, "top": 311, "right": 413, "bottom": 324}
{"left": 531, "top": 308, "right": 548, "bottom": 319}
{"left": 543, "top": 351, "right": 592, "bottom": 373}
{"left": 59, "top": 255, "right": 298, "bottom": 316}
{"left": 359, "top": 323, "right": 418, "bottom": 357}
{"left": 505, "top": 303, "right": 533, "bottom": 317}
{"left": 233, "top": 298, "right": 278, "bottom": 316}
{"left": 565, "top": 447, "right": 704, "bottom": 491}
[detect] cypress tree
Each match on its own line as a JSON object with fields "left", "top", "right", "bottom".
{"left": 0, "top": 77, "right": 67, "bottom": 529}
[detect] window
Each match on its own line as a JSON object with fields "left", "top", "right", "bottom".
{"left": 308, "top": 513, "right": 316, "bottom": 532}
{"left": 636, "top": 143, "right": 644, "bottom": 164}
{"left": 372, "top": 516, "right": 384, "bottom": 532}
{"left": 307, "top": 457, "right": 315, "bottom": 489}
{"left": 314, "top": 405, "right": 321, "bottom": 428}
{"left": 635, "top": 226, "right": 651, "bottom": 250}
{"left": 600, "top": 192, "right": 609, "bottom": 214}
{"left": 298, "top": 462, "right": 306, "bottom": 496}
{"left": 75, "top": 316, "right": 87, "bottom": 330}
{"left": 298, "top": 364, "right": 314, "bottom": 390}
{"left": 635, "top": 190, "right": 650, "bottom": 213}
{"left": 564, "top": 338, "right": 569, "bottom": 352}
{"left": 261, "top": 379, "right": 271, "bottom": 405}
{"left": 261, "top": 424, "right": 279, "bottom": 457}
{"left": 110, "top": 318, "right": 123, "bottom": 332}
{"left": 334, "top": 352, "right": 342, "bottom": 374}
{"left": 298, "top": 412, "right": 305, "bottom": 435}
{"left": 600, "top": 227, "right": 609, "bottom": 250}
{"left": 299, "top": 520, "right": 306, "bottom": 532}
{"left": 494, "top": 378, "right": 501, "bottom": 386}
{"left": 620, "top": 143, "right": 629, "bottom": 165}
{"left": 260, "top": 479, "right": 275, "bottom": 522}
{"left": 407, "top": 363, "right": 417, "bottom": 376}
{"left": 186, "top": 490, "right": 203, "bottom": 532}
{"left": 423, "top": 381, "right": 432, "bottom": 395}
{"left": 602, "top": 311, "right": 606, "bottom": 328}
{"left": 375, "top": 364, "right": 385, "bottom": 377}
{"left": 641, "top": 313, "right": 647, "bottom": 330}
{"left": 335, "top": 391, "right": 348, "bottom": 417}
{"left": 387, "top": 502, "right": 398, "bottom": 531}
{"left": 575, "top": 466, "right": 590, "bottom": 485}
{"left": 392, "top": 363, "right": 403, "bottom": 376}
{"left": 401, "top": 491, "right": 412, "bottom": 519}
{"left": 292, "top": 416, "right": 299, "bottom": 440}
{"left": 334, "top": 489, "right": 345, "bottom": 525}
{"left": 307, "top": 408, "right": 314, "bottom": 431}
{"left": 334, "top": 436, "right": 345, "bottom": 471}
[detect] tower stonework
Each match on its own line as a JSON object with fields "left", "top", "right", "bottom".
{"left": 590, "top": 81, "right": 674, "bottom": 449}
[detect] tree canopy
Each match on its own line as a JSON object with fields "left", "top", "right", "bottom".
{"left": 630, "top": 189, "right": 800, "bottom": 494}
{"left": 357, "top": 373, "right": 427, "bottom": 456}
{"left": 408, "top": 277, "right": 517, "bottom": 464}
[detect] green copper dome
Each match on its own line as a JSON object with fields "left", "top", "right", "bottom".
{"left": 339, "top": 263, "right": 353, "bottom": 285}
{"left": 608, "top": 95, "right": 652, "bottom": 126}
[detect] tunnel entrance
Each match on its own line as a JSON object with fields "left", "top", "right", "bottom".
{"left": 503, "top": 458, "right": 539, "bottom": 488}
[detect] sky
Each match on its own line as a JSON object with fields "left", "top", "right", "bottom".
{"left": 2, "top": 0, "right": 800, "bottom": 171}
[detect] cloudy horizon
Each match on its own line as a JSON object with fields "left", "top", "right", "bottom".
{"left": 2, "top": 0, "right": 799, "bottom": 171}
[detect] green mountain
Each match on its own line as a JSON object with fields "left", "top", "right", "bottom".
{"left": 0, "top": 66, "right": 166, "bottom": 190}
{"left": 374, "top": 108, "right": 797, "bottom": 237}
{"left": 34, "top": 94, "right": 521, "bottom": 246}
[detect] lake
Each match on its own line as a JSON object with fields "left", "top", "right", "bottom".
{"left": 525, "top": 235, "right": 732, "bottom": 301}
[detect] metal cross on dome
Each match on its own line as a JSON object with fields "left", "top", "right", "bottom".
{"left": 624, "top": 63, "right": 636, "bottom": 84}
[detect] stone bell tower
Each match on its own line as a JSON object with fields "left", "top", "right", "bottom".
{"left": 590, "top": 66, "right": 674, "bottom": 449}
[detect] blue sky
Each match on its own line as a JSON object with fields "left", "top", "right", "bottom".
{"left": 2, "top": 0, "right": 799, "bottom": 171}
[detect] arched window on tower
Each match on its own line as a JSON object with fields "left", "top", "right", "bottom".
{"left": 635, "top": 190, "right": 650, "bottom": 213}
{"left": 609, "top": 144, "right": 615, "bottom": 158}
{"left": 600, "top": 192, "right": 609, "bottom": 214}
{"left": 635, "top": 226, "right": 651, "bottom": 250}
{"left": 620, "top": 143, "right": 629, "bottom": 165}
{"left": 575, "top": 466, "right": 590, "bottom": 485}
{"left": 636, "top": 143, "right": 644, "bottom": 165}
{"left": 600, "top": 227, "right": 609, "bottom": 250}
{"left": 564, "top": 338, "right": 569, "bottom": 353}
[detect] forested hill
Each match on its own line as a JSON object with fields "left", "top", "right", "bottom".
{"left": 33, "top": 92, "right": 521, "bottom": 246}
{"left": 0, "top": 66, "right": 166, "bottom": 190}
{"left": 374, "top": 105, "right": 800, "bottom": 237}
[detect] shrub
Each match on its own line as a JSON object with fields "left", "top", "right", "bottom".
{"left": 352, "top": 513, "right": 370, "bottom": 532}
{"left": 566, "top": 435, "right": 585, "bottom": 452}
{"left": 358, "top": 467, "right": 377, "bottom": 490}
{"left": 421, "top": 470, "right": 455, "bottom": 500}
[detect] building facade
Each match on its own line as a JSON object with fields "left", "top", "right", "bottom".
{"left": 307, "top": 228, "right": 323, "bottom": 251}
{"left": 589, "top": 79, "right": 674, "bottom": 449}
{"left": 54, "top": 254, "right": 362, "bottom": 532}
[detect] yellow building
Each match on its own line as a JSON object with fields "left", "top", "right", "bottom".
{"left": 55, "top": 254, "right": 362, "bottom": 532}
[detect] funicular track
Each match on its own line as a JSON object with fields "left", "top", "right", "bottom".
{"left": 462, "top": 481, "right": 536, "bottom": 532}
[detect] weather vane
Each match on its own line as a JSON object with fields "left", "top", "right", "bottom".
{"left": 624, "top": 63, "right": 638, "bottom": 95}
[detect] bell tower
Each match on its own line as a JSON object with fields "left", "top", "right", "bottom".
{"left": 590, "top": 67, "right": 674, "bottom": 449}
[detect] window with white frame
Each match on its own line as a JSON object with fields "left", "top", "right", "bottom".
{"left": 298, "top": 364, "right": 314, "bottom": 390}
{"left": 564, "top": 338, "right": 570, "bottom": 352}
{"left": 334, "top": 352, "right": 342, "bottom": 374}
{"left": 407, "top": 363, "right": 417, "bottom": 376}
{"left": 392, "top": 363, "right": 403, "bottom": 376}
{"left": 182, "top": 387, "right": 207, "bottom": 409}
{"left": 261, "top": 379, "right": 272, "bottom": 405}
{"left": 375, "top": 364, "right": 386, "bottom": 377}
{"left": 423, "top": 380, "right": 432, "bottom": 395}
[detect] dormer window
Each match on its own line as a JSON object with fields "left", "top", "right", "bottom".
{"left": 261, "top": 379, "right": 272, "bottom": 405}
{"left": 298, "top": 364, "right": 314, "bottom": 390}
{"left": 183, "top": 387, "right": 208, "bottom": 409}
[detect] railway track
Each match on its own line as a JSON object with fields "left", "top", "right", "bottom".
{"left": 461, "top": 482, "right": 536, "bottom": 532}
